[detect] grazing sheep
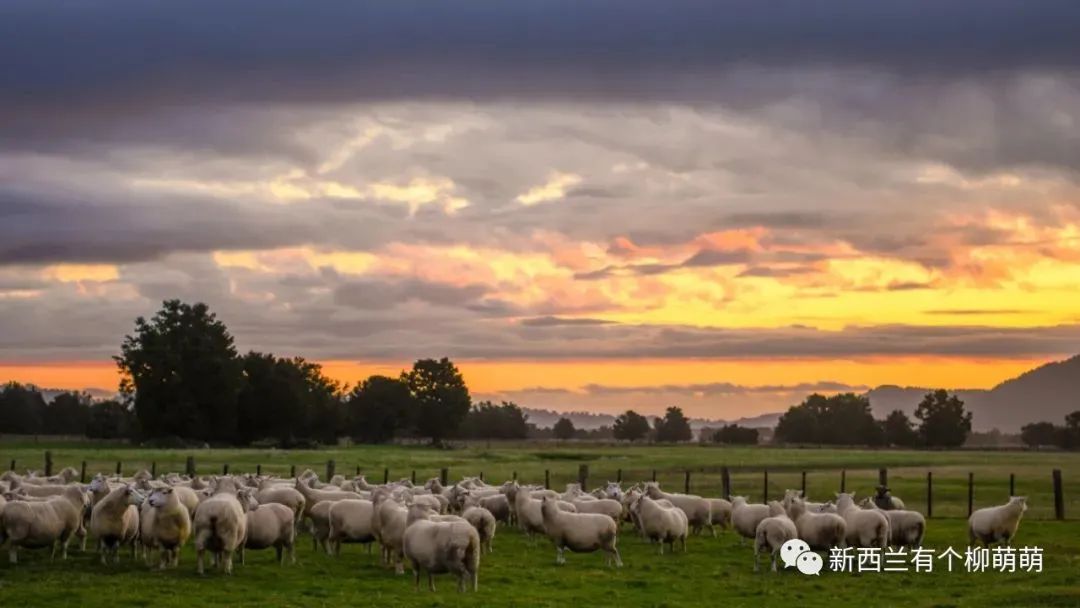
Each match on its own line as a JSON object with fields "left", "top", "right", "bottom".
{"left": 630, "top": 494, "right": 687, "bottom": 554}
{"left": 0, "top": 485, "right": 87, "bottom": 563}
{"left": 706, "top": 498, "right": 732, "bottom": 533}
{"left": 643, "top": 482, "right": 713, "bottom": 535}
{"left": 192, "top": 477, "right": 248, "bottom": 575}
{"left": 307, "top": 500, "right": 334, "bottom": 554}
{"left": 462, "top": 506, "right": 496, "bottom": 554}
{"left": 754, "top": 501, "right": 799, "bottom": 573}
{"left": 786, "top": 496, "right": 846, "bottom": 550}
{"left": 327, "top": 499, "right": 376, "bottom": 556}
{"left": 403, "top": 504, "right": 481, "bottom": 592}
{"left": 372, "top": 490, "right": 409, "bottom": 574}
{"left": 539, "top": 495, "right": 622, "bottom": 567}
{"left": 859, "top": 498, "right": 926, "bottom": 549}
{"left": 835, "top": 492, "right": 889, "bottom": 549}
{"left": 462, "top": 493, "right": 511, "bottom": 524}
{"left": 570, "top": 497, "right": 623, "bottom": 522}
{"left": 255, "top": 481, "right": 306, "bottom": 527}
{"left": 89, "top": 484, "right": 144, "bottom": 564}
{"left": 237, "top": 489, "right": 296, "bottom": 566}
{"left": 731, "top": 496, "right": 771, "bottom": 543}
{"left": 293, "top": 478, "right": 362, "bottom": 519}
{"left": 142, "top": 487, "right": 192, "bottom": 569}
{"left": 873, "top": 486, "right": 906, "bottom": 510}
{"left": 969, "top": 496, "right": 1028, "bottom": 547}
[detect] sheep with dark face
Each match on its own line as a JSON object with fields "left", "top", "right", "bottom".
{"left": 873, "top": 485, "right": 906, "bottom": 510}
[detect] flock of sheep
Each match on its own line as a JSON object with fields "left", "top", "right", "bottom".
{"left": 0, "top": 465, "right": 1030, "bottom": 590}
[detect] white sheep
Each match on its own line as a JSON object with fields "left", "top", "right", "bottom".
{"left": 0, "top": 485, "right": 87, "bottom": 563}
{"left": 89, "top": 484, "right": 144, "bottom": 564}
{"left": 462, "top": 493, "right": 511, "bottom": 524}
{"left": 403, "top": 504, "right": 481, "bottom": 592}
{"left": 307, "top": 500, "right": 334, "bottom": 554}
{"left": 706, "top": 498, "right": 732, "bottom": 533}
{"left": 786, "top": 496, "right": 846, "bottom": 550}
{"left": 859, "top": 497, "right": 926, "bottom": 549}
{"left": 835, "top": 492, "right": 889, "bottom": 548}
{"left": 539, "top": 495, "right": 622, "bottom": 567}
{"left": 754, "top": 501, "right": 799, "bottom": 572}
{"left": 327, "top": 498, "right": 376, "bottom": 556}
{"left": 293, "top": 478, "right": 362, "bottom": 520}
{"left": 630, "top": 493, "right": 687, "bottom": 554}
{"left": 508, "top": 482, "right": 545, "bottom": 539}
{"left": 237, "top": 489, "right": 296, "bottom": 566}
{"left": 570, "top": 497, "right": 623, "bottom": 522}
{"left": 192, "top": 477, "right": 248, "bottom": 575}
{"left": 372, "top": 489, "right": 409, "bottom": 574}
{"left": 730, "top": 496, "right": 771, "bottom": 543}
{"left": 142, "top": 487, "right": 192, "bottom": 569}
{"left": 969, "top": 496, "right": 1027, "bottom": 547}
{"left": 255, "top": 480, "right": 306, "bottom": 527}
{"left": 462, "top": 506, "right": 497, "bottom": 554}
{"left": 643, "top": 482, "right": 713, "bottom": 535}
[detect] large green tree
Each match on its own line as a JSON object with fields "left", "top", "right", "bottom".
{"left": 346, "top": 375, "right": 416, "bottom": 443}
{"left": 237, "top": 352, "right": 343, "bottom": 445}
{"left": 654, "top": 406, "right": 693, "bottom": 442}
{"left": 613, "top": 409, "right": 651, "bottom": 441}
{"left": 553, "top": 417, "right": 576, "bottom": 440}
{"left": 712, "top": 424, "right": 759, "bottom": 445}
{"left": 402, "top": 358, "right": 471, "bottom": 444}
{"left": 43, "top": 391, "right": 93, "bottom": 436}
{"left": 85, "top": 400, "right": 137, "bottom": 439}
{"left": 775, "top": 393, "right": 883, "bottom": 445}
{"left": 461, "top": 401, "right": 529, "bottom": 440}
{"left": 115, "top": 300, "right": 243, "bottom": 442}
{"left": 0, "top": 382, "right": 47, "bottom": 434}
{"left": 915, "top": 389, "right": 972, "bottom": 448}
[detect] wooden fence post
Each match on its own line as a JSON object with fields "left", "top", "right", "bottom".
{"left": 840, "top": 469, "right": 846, "bottom": 493}
{"left": 926, "top": 471, "right": 933, "bottom": 518}
{"left": 440, "top": 467, "right": 449, "bottom": 486}
{"left": 383, "top": 468, "right": 389, "bottom": 484}
{"left": 326, "top": 459, "right": 336, "bottom": 481}
{"left": 80, "top": 460, "right": 87, "bottom": 483}
{"left": 879, "top": 467, "right": 888, "bottom": 487}
{"left": 967, "top": 472, "right": 974, "bottom": 517}
{"left": 151, "top": 462, "right": 156, "bottom": 478}
{"left": 44, "top": 450, "right": 53, "bottom": 477}
{"left": 356, "top": 465, "right": 361, "bottom": 476}
{"left": 222, "top": 463, "right": 229, "bottom": 475}
{"left": 256, "top": 464, "right": 262, "bottom": 476}
{"left": 651, "top": 469, "right": 657, "bottom": 482}
{"left": 512, "top": 471, "right": 518, "bottom": 481}
{"left": 411, "top": 470, "right": 416, "bottom": 484}
{"left": 617, "top": 469, "right": 623, "bottom": 483}
{"left": 1053, "top": 469, "right": 1065, "bottom": 520}
{"left": 684, "top": 470, "right": 691, "bottom": 494}
{"left": 8, "top": 459, "right": 14, "bottom": 472}
{"left": 115, "top": 461, "right": 122, "bottom": 476}
{"left": 544, "top": 469, "right": 550, "bottom": 490}
{"left": 479, "top": 471, "right": 485, "bottom": 482}
{"left": 578, "top": 464, "right": 589, "bottom": 491}
{"left": 1009, "top": 473, "right": 1015, "bottom": 497}
{"left": 801, "top": 471, "right": 807, "bottom": 496}
{"left": 763, "top": 469, "right": 769, "bottom": 503}
{"left": 289, "top": 464, "right": 296, "bottom": 478}
{"left": 721, "top": 466, "right": 731, "bottom": 499}
{"left": 186, "top": 456, "right": 195, "bottom": 477}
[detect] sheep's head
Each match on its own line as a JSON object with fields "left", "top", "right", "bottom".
{"left": 148, "top": 487, "right": 174, "bottom": 508}
{"left": 236, "top": 488, "right": 258, "bottom": 511}
{"left": 124, "top": 485, "right": 146, "bottom": 506}
{"left": 88, "top": 476, "right": 108, "bottom": 493}
{"left": 1009, "top": 496, "right": 1028, "bottom": 512}
{"left": 875, "top": 485, "right": 891, "bottom": 498}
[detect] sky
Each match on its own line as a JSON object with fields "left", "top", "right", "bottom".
{"left": 2, "top": 1, "right": 1079, "bottom": 419}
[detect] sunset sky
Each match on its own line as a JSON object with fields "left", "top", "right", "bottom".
{"left": 2, "top": 1, "right": 1079, "bottom": 419}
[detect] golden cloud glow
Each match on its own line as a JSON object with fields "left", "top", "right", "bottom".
{"left": 516, "top": 172, "right": 583, "bottom": 206}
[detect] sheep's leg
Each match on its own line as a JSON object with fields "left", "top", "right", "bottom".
{"left": 612, "top": 545, "right": 623, "bottom": 568}
{"left": 428, "top": 571, "right": 436, "bottom": 592}
{"left": 555, "top": 546, "right": 566, "bottom": 565}
{"left": 289, "top": 541, "right": 296, "bottom": 565}
{"left": 9, "top": 546, "right": 17, "bottom": 564}
{"left": 753, "top": 548, "right": 760, "bottom": 572}
{"left": 276, "top": 545, "right": 283, "bottom": 565}
{"left": 223, "top": 550, "right": 234, "bottom": 575}
{"left": 771, "top": 551, "right": 779, "bottom": 573}
{"left": 240, "top": 545, "right": 246, "bottom": 566}
{"left": 196, "top": 548, "right": 206, "bottom": 575}
{"left": 412, "top": 562, "right": 421, "bottom": 591}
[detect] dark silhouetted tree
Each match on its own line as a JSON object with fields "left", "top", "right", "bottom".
{"left": 654, "top": 406, "right": 693, "bottom": 442}
{"left": 461, "top": 401, "right": 529, "bottom": 439}
{"left": 882, "top": 409, "right": 918, "bottom": 447}
{"left": 346, "top": 375, "right": 416, "bottom": 443}
{"left": 115, "top": 300, "right": 243, "bottom": 442}
{"left": 1020, "top": 421, "right": 1060, "bottom": 448}
{"left": 0, "top": 382, "right": 46, "bottom": 434}
{"left": 915, "top": 389, "right": 972, "bottom": 448}
{"left": 712, "top": 424, "right": 759, "bottom": 445}
{"left": 86, "top": 400, "right": 136, "bottom": 439}
{"left": 613, "top": 410, "right": 651, "bottom": 441}
{"left": 402, "top": 358, "right": 471, "bottom": 445}
{"left": 43, "top": 391, "right": 92, "bottom": 436}
{"left": 775, "top": 393, "right": 882, "bottom": 445}
{"left": 553, "top": 417, "right": 576, "bottom": 440}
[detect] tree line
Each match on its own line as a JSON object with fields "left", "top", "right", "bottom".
{"left": 773, "top": 389, "right": 974, "bottom": 447}
{"left": 1020, "top": 412, "right": 1080, "bottom": 449}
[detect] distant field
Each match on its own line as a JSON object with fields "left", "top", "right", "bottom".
{"left": 2, "top": 440, "right": 1078, "bottom": 520}
{"left": 2, "top": 440, "right": 1079, "bottom": 607}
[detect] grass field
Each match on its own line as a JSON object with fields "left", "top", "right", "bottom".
{"left": 2, "top": 441, "right": 1079, "bottom": 607}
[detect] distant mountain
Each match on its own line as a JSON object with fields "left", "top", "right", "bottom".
{"left": 867, "top": 355, "right": 1080, "bottom": 431}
